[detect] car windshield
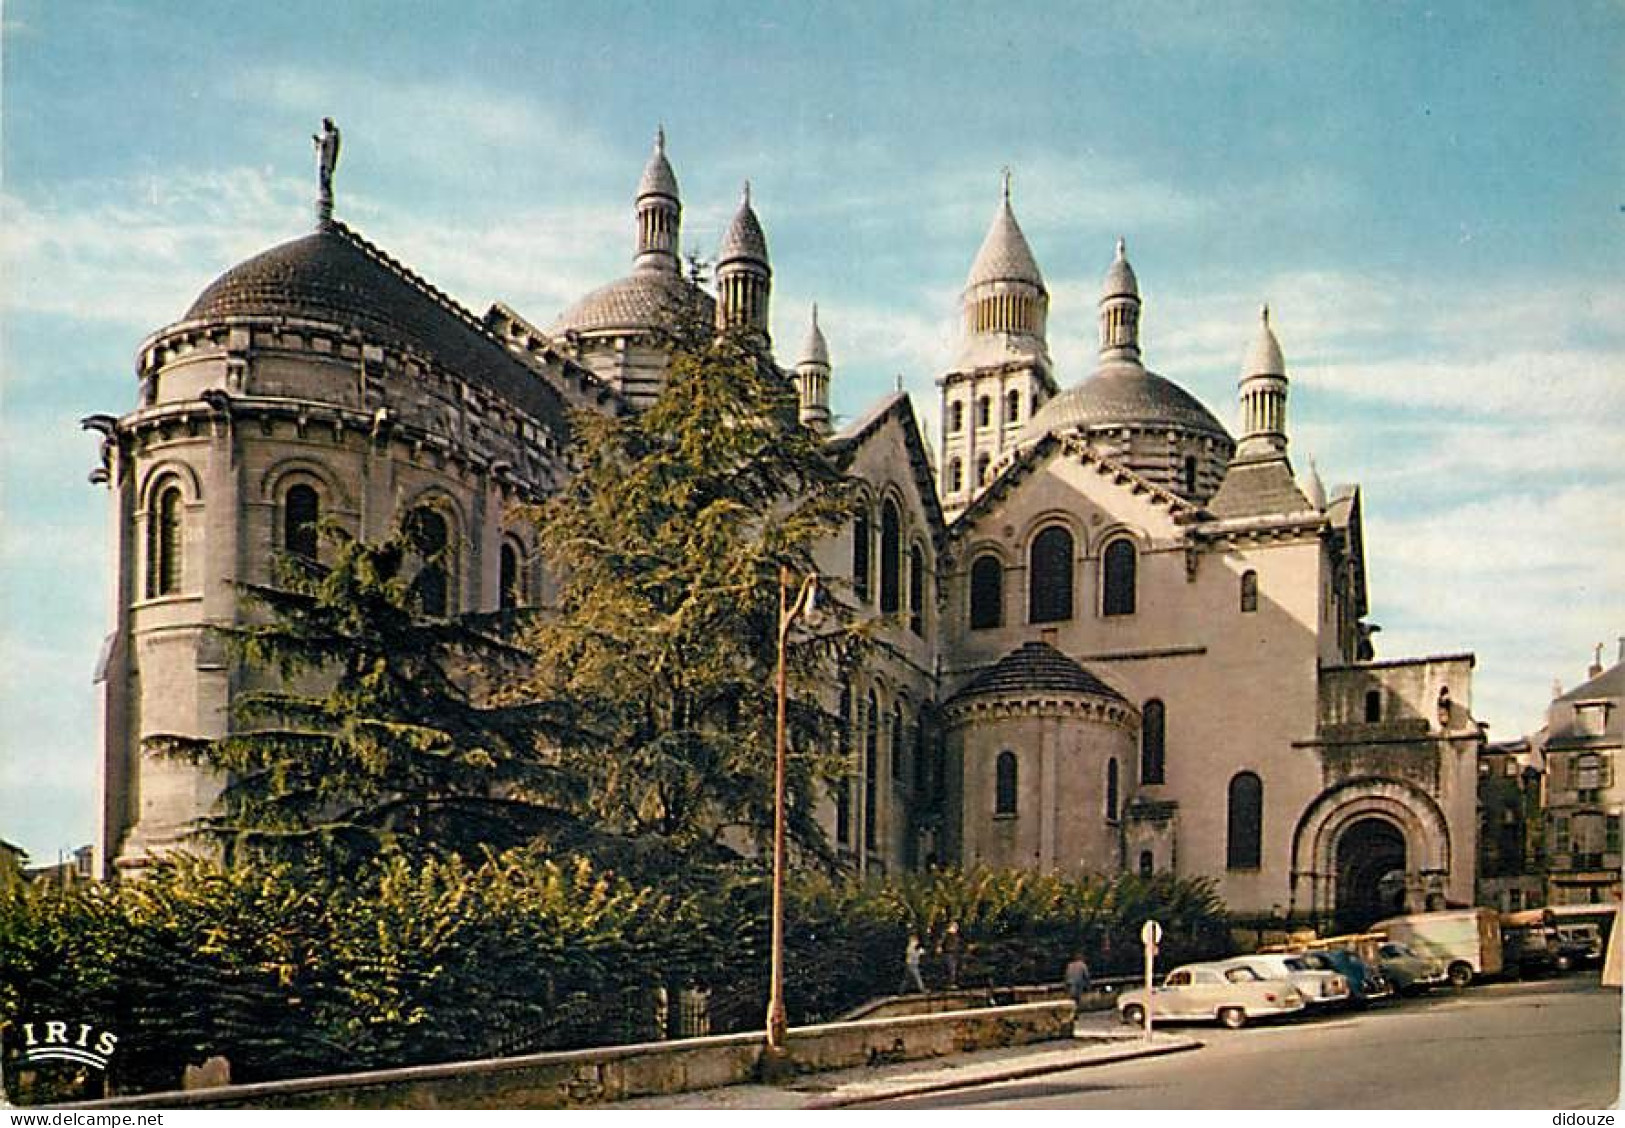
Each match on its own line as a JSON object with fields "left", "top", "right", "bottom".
{"left": 1282, "top": 957, "right": 1309, "bottom": 971}
{"left": 1379, "top": 943, "right": 1412, "bottom": 958}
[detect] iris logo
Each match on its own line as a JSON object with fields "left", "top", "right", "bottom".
{"left": 19, "top": 1021, "right": 119, "bottom": 1070}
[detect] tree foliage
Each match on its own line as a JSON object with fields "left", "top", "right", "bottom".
{"left": 148, "top": 524, "right": 585, "bottom": 870}
{"left": 521, "top": 335, "right": 860, "bottom": 865}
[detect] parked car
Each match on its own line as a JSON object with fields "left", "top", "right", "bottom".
{"left": 1500, "top": 911, "right": 1563, "bottom": 978}
{"left": 1553, "top": 923, "right": 1604, "bottom": 971}
{"left": 1213, "top": 954, "right": 1351, "bottom": 1009}
{"left": 1117, "top": 962, "right": 1306, "bottom": 1030}
{"left": 1371, "top": 908, "right": 1503, "bottom": 987}
{"left": 1296, "top": 949, "right": 1392, "bottom": 1005}
{"left": 1375, "top": 940, "right": 1447, "bottom": 994}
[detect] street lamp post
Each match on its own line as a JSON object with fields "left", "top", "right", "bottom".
{"left": 767, "top": 565, "right": 818, "bottom": 1054}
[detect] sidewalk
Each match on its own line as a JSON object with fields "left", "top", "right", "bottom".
{"left": 608, "top": 1010, "right": 1202, "bottom": 1110}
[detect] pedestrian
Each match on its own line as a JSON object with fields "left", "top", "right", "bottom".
{"left": 1064, "top": 951, "right": 1092, "bottom": 1010}
{"left": 940, "top": 921, "right": 963, "bottom": 988}
{"left": 902, "top": 933, "right": 926, "bottom": 994}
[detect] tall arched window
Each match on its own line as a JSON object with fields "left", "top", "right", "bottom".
{"left": 1364, "top": 689, "right": 1382, "bottom": 724}
{"left": 880, "top": 499, "right": 902, "bottom": 613}
{"left": 969, "top": 553, "right": 1003, "bottom": 630}
{"left": 864, "top": 689, "right": 879, "bottom": 851}
{"left": 1183, "top": 456, "right": 1198, "bottom": 495}
{"left": 975, "top": 453, "right": 990, "bottom": 484}
{"left": 908, "top": 544, "right": 925, "bottom": 635}
{"left": 500, "top": 542, "right": 524, "bottom": 611}
{"left": 1141, "top": 699, "right": 1166, "bottom": 784}
{"left": 1102, "top": 538, "right": 1137, "bottom": 617}
{"left": 1227, "top": 772, "right": 1263, "bottom": 869}
{"left": 407, "top": 507, "right": 452, "bottom": 618}
{"left": 837, "top": 683, "right": 853, "bottom": 846}
{"left": 949, "top": 401, "right": 964, "bottom": 434}
{"left": 1028, "top": 525, "right": 1074, "bottom": 623}
{"left": 948, "top": 458, "right": 963, "bottom": 493}
{"left": 995, "top": 750, "right": 1018, "bottom": 816}
{"left": 147, "top": 480, "right": 184, "bottom": 597}
{"left": 1139, "top": 850, "right": 1154, "bottom": 878}
{"left": 283, "top": 483, "right": 319, "bottom": 560}
{"left": 1240, "top": 570, "right": 1258, "bottom": 613}
{"left": 852, "top": 507, "right": 871, "bottom": 602}
{"left": 977, "top": 395, "right": 991, "bottom": 428}
{"left": 1106, "top": 758, "right": 1120, "bottom": 821}
{"left": 1005, "top": 389, "right": 1021, "bottom": 423}
{"left": 891, "top": 702, "right": 905, "bottom": 781}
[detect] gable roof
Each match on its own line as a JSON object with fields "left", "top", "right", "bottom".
{"left": 948, "top": 433, "right": 1200, "bottom": 539}
{"left": 831, "top": 391, "right": 947, "bottom": 545}
{"left": 1206, "top": 457, "right": 1315, "bottom": 520}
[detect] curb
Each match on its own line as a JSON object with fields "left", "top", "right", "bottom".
{"left": 804, "top": 1035, "right": 1204, "bottom": 1108}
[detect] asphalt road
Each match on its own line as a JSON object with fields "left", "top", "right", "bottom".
{"left": 872, "top": 973, "right": 1622, "bottom": 1110}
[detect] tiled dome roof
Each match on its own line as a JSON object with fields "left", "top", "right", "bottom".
{"left": 950, "top": 641, "right": 1125, "bottom": 703}
{"left": 1242, "top": 305, "right": 1285, "bottom": 376}
{"left": 637, "top": 129, "right": 679, "bottom": 200}
{"left": 1101, "top": 237, "right": 1139, "bottom": 299}
{"left": 965, "top": 196, "right": 1044, "bottom": 290}
{"left": 718, "top": 189, "right": 769, "bottom": 267}
{"left": 798, "top": 304, "right": 830, "bottom": 367}
{"left": 549, "top": 265, "right": 715, "bottom": 336}
{"left": 1021, "top": 360, "right": 1231, "bottom": 443}
{"left": 181, "top": 224, "right": 566, "bottom": 427}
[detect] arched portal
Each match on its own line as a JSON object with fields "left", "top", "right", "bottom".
{"left": 1334, "top": 817, "right": 1407, "bottom": 932}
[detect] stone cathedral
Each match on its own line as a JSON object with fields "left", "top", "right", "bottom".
{"left": 89, "top": 130, "right": 1483, "bottom": 930}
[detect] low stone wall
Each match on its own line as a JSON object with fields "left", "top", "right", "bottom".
{"left": 61, "top": 1000, "right": 1075, "bottom": 1110}
{"left": 836, "top": 978, "right": 1130, "bottom": 1022}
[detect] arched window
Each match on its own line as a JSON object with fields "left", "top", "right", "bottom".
{"left": 891, "top": 702, "right": 905, "bottom": 781}
{"left": 837, "top": 683, "right": 853, "bottom": 846}
{"left": 284, "top": 483, "right": 319, "bottom": 560}
{"left": 1102, "top": 538, "right": 1137, "bottom": 617}
{"left": 147, "top": 480, "right": 184, "bottom": 597}
{"left": 1227, "top": 772, "right": 1263, "bottom": 869}
{"left": 977, "top": 395, "right": 991, "bottom": 428}
{"left": 864, "top": 689, "right": 879, "bottom": 851}
{"left": 853, "top": 507, "right": 871, "bottom": 602}
{"left": 995, "top": 750, "right": 1018, "bottom": 816}
{"left": 1106, "top": 758, "right": 1120, "bottom": 821}
{"left": 1240, "top": 570, "right": 1258, "bottom": 613}
{"left": 1005, "top": 389, "right": 1021, "bottom": 423}
{"left": 976, "top": 453, "right": 990, "bottom": 484}
{"left": 1141, "top": 699, "right": 1166, "bottom": 784}
{"left": 949, "top": 401, "right": 964, "bottom": 434}
{"left": 407, "top": 507, "right": 452, "bottom": 617}
{"left": 500, "top": 542, "right": 524, "bottom": 611}
{"left": 880, "top": 499, "right": 902, "bottom": 614}
{"left": 1028, "top": 525, "right": 1074, "bottom": 623}
{"left": 1139, "top": 850, "right": 1154, "bottom": 878}
{"left": 908, "top": 544, "right": 925, "bottom": 636}
{"left": 1183, "top": 456, "right": 1198, "bottom": 495}
{"left": 969, "top": 554, "right": 1003, "bottom": 630}
{"left": 1364, "top": 689, "right": 1381, "bottom": 724}
{"left": 948, "top": 458, "right": 963, "bottom": 493}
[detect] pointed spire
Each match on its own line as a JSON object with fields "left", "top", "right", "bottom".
{"left": 716, "top": 181, "right": 771, "bottom": 337}
{"left": 1304, "top": 456, "right": 1327, "bottom": 509}
{"left": 964, "top": 172, "right": 1044, "bottom": 289}
{"left": 798, "top": 302, "right": 830, "bottom": 367}
{"left": 636, "top": 126, "right": 680, "bottom": 201}
{"left": 1097, "top": 238, "right": 1142, "bottom": 361}
{"left": 1243, "top": 303, "right": 1286, "bottom": 376}
{"left": 634, "top": 127, "right": 681, "bottom": 270}
{"left": 1234, "top": 303, "right": 1291, "bottom": 461}
{"left": 1001, "top": 166, "right": 1012, "bottom": 202}
{"left": 795, "top": 302, "right": 832, "bottom": 434}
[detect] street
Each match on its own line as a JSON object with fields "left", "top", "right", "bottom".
{"left": 871, "top": 974, "right": 1622, "bottom": 1110}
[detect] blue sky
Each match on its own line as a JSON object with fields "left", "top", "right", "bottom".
{"left": 3, "top": 1, "right": 1622, "bottom": 862}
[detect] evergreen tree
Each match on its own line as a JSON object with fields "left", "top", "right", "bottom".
{"left": 522, "top": 334, "right": 860, "bottom": 868}
{"left": 148, "top": 523, "right": 586, "bottom": 870}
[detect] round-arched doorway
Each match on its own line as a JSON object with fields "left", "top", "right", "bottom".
{"left": 1334, "top": 817, "right": 1407, "bottom": 932}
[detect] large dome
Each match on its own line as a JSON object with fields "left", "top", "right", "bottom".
{"left": 549, "top": 265, "right": 715, "bottom": 337}
{"left": 1022, "top": 359, "right": 1230, "bottom": 443}
{"left": 180, "top": 224, "right": 566, "bottom": 426}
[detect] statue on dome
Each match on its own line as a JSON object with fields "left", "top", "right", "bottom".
{"left": 313, "top": 117, "right": 341, "bottom": 225}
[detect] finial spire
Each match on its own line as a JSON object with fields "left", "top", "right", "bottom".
{"left": 742, "top": 179, "right": 752, "bottom": 206}
{"left": 1261, "top": 302, "right": 1271, "bottom": 326}
{"left": 1001, "top": 166, "right": 1012, "bottom": 203}
{"left": 1115, "top": 236, "right": 1126, "bottom": 260}
{"left": 312, "top": 117, "right": 341, "bottom": 228}
{"left": 811, "top": 301, "right": 819, "bottom": 328}
{"left": 655, "top": 124, "right": 665, "bottom": 153}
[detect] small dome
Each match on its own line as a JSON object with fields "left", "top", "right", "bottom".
{"left": 798, "top": 303, "right": 830, "bottom": 367}
{"left": 1242, "top": 305, "right": 1285, "bottom": 376}
{"left": 965, "top": 189, "right": 1044, "bottom": 290}
{"left": 950, "top": 641, "right": 1125, "bottom": 704}
{"left": 637, "top": 128, "right": 679, "bottom": 201}
{"left": 1021, "top": 359, "right": 1231, "bottom": 443}
{"left": 1100, "top": 237, "right": 1138, "bottom": 301}
{"left": 549, "top": 266, "right": 714, "bottom": 336}
{"left": 717, "top": 184, "right": 769, "bottom": 267}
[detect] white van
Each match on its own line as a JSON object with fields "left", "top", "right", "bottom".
{"left": 1370, "top": 908, "right": 1503, "bottom": 987}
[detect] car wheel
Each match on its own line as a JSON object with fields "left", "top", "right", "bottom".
{"left": 1121, "top": 1003, "right": 1146, "bottom": 1026}
{"left": 1217, "top": 1006, "right": 1247, "bottom": 1030}
{"left": 1555, "top": 954, "right": 1574, "bottom": 973}
{"left": 1446, "top": 962, "right": 1473, "bottom": 989}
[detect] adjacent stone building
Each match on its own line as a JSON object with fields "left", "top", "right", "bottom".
{"left": 90, "top": 130, "right": 1484, "bottom": 928}
{"left": 1539, "top": 647, "right": 1623, "bottom": 906}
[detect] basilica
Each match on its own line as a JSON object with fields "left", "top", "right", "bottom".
{"left": 89, "top": 130, "right": 1483, "bottom": 929}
